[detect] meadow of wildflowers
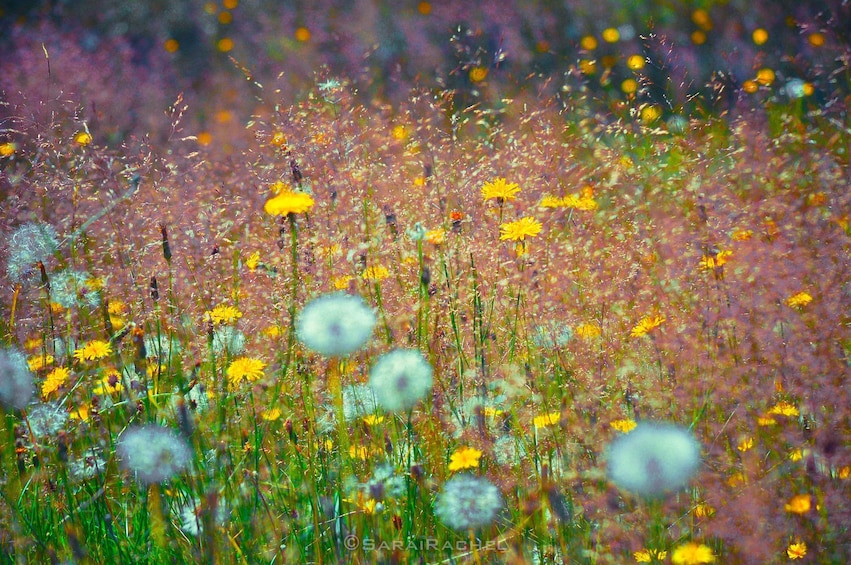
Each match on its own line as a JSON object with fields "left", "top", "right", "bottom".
{"left": 1, "top": 1, "right": 850, "bottom": 563}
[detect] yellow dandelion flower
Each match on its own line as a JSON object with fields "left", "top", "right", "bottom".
{"left": 349, "top": 445, "right": 371, "bottom": 460}
{"left": 727, "top": 471, "right": 747, "bottom": 487}
{"left": 534, "top": 411, "right": 561, "bottom": 429}
{"left": 332, "top": 275, "right": 353, "bottom": 290}
{"left": 245, "top": 251, "right": 261, "bottom": 272}
{"left": 69, "top": 403, "right": 89, "bottom": 421}
{"left": 94, "top": 371, "right": 122, "bottom": 395}
{"left": 601, "top": 27, "right": 620, "bottom": 43}
{"left": 630, "top": 315, "right": 665, "bottom": 338}
{"left": 768, "top": 401, "right": 799, "bottom": 417}
{"left": 788, "top": 448, "right": 805, "bottom": 462}
{"left": 837, "top": 466, "right": 850, "bottom": 479}
{"left": 671, "top": 542, "right": 715, "bottom": 565}
{"left": 28, "top": 354, "right": 54, "bottom": 371}
{"left": 634, "top": 549, "right": 667, "bottom": 563}
{"left": 575, "top": 323, "right": 602, "bottom": 339}
{"left": 469, "top": 66, "right": 488, "bottom": 82}
{"left": 391, "top": 125, "right": 408, "bottom": 140}
{"left": 270, "top": 131, "right": 287, "bottom": 147}
{"left": 693, "top": 503, "right": 715, "bottom": 518}
{"left": 362, "top": 265, "right": 389, "bottom": 282}
{"left": 0, "top": 142, "right": 18, "bottom": 156}
{"left": 261, "top": 408, "right": 282, "bottom": 421}
{"left": 24, "top": 337, "right": 43, "bottom": 351}
{"left": 344, "top": 491, "right": 378, "bottom": 514}
{"left": 499, "top": 216, "right": 543, "bottom": 241}
{"left": 206, "top": 304, "right": 242, "bottom": 325}
{"left": 481, "top": 178, "right": 521, "bottom": 202}
{"left": 756, "top": 67, "right": 775, "bottom": 86}
{"left": 699, "top": 249, "right": 732, "bottom": 270}
{"left": 787, "top": 541, "right": 807, "bottom": 560}
{"left": 757, "top": 415, "right": 777, "bottom": 426}
{"left": 226, "top": 357, "right": 266, "bottom": 389}
{"left": 264, "top": 188, "right": 315, "bottom": 216}
{"left": 74, "top": 340, "right": 112, "bottom": 362}
{"left": 540, "top": 195, "right": 563, "bottom": 208}
{"left": 263, "top": 325, "right": 283, "bottom": 338}
{"left": 448, "top": 446, "right": 483, "bottom": 471}
{"left": 42, "top": 366, "right": 70, "bottom": 397}
{"left": 107, "top": 300, "right": 127, "bottom": 315}
{"left": 611, "top": 418, "right": 637, "bottom": 433}
{"left": 785, "top": 292, "right": 813, "bottom": 309}
{"left": 737, "top": 437, "right": 755, "bottom": 452}
{"left": 483, "top": 406, "right": 504, "bottom": 418}
{"left": 627, "top": 54, "right": 645, "bottom": 70}
{"left": 362, "top": 414, "right": 385, "bottom": 425}
{"left": 784, "top": 494, "right": 811, "bottom": 514}
{"left": 425, "top": 229, "right": 445, "bottom": 245}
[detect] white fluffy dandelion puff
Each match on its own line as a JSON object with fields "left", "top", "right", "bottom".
{"left": 296, "top": 292, "right": 376, "bottom": 357}
{"left": 0, "top": 347, "right": 36, "bottom": 410}
{"left": 606, "top": 421, "right": 701, "bottom": 497}
{"left": 5, "top": 222, "right": 58, "bottom": 283}
{"left": 368, "top": 348, "right": 433, "bottom": 413}
{"left": 434, "top": 474, "right": 503, "bottom": 530}
{"left": 117, "top": 425, "right": 192, "bottom": 484}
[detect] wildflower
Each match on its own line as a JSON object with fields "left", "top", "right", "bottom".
{"left": 434, "top": 474, "right": 502, "bottom": 530}
{"left": 634, "top": 549, "right": 667, "bottom": 562}
{"left": 362, "top": 265, "right": 390, "bottom": 282}
{"left": 74, "top": 340, "right": 112, "bottom": 362}
{"left": 261, "top": 408, "right": 282, "bottom": 421}
{"left": 27, "top": 402, "right": 69, "bottom": 438}
{"left": 630, "top": 315, "right": 665, "bottom": 338}
{"left": 768, "top": 401, "right": 799, "bottom": 417}
{"left": 737, "top": 437, "right": 755, "bottom": 452}
{"left": 785, "top": 292, "right": 813, "bottom": 309}
{"left": 368, "top": 348, "right": 433, "bottom": 413}
{"left": 263, "top": 187, "right": 314, "bottom": 216}
{"left": 671, "top": 542, "right": 715, "bottom": 565}
{"left": 425, "top": 229, "right": 446, "bottom": 245}
{"left": 42, "top": 366, "right": 71, "bottom": 397}
{"left": 469, "top": 66, "right": 488, "bottom": 82}
{"left": 448, "top": 447, "right": 483, "bottom": 472}
{"left": 51, "top": 270, "right": 100, "bottom": 308}
{"left": 784, "top": 494, "right": 811, "bottom": 514}
{"left": 575, "top": 323, "right": 602, "bottom": 339}
{"left": 698, "top": 250, "right": 732, "bottom": 270}
{"left": 606, "top": 421, "right": 701, "bottom": 497}
{"left": 481, "top": 178, "right": 521, "bottom": 202}
{"left": 211, "top": 326, "right": 246, "bottom": 355}
{"left": 296, "top": 293, "right": 376, "bottom": 357}
{"left": 362, "top": 414, "right": 384, "bottom": 425}
{"left": 0, "top": 142, "right": 17, "bottom": 156}
{"left": 205, "top": 304, "right": 242, "bottom": 325}
{"left": 332, "top": 275, "right": 353, "bottom": 290}
{"left": 68, "top": 448, "right": 106, "bottom": 481}
{"left": 561, "top": 194, "right": 599, "bottom": 210}
{"left": 69, "top": 404, "right": 89, "bottom": 421}
{"left": 263, "top": 325, "right": 283, "bottom": 339}
{"left": 245, "top": 251, "right": 260, "bottom": 271}
{"left": 693, "top": 503, "right": 715, "bottom": 518}
{"left": 731, "top": 229, "right": 753, "bottom": 241}
{"left": 28, "top": 353, "right": 54, "bottom": 371}
{"left": 117, "top": 425, "right": 192, "bottom": 484}
{"left": 787, "top": 541, "right": 807, "bottom": 559}
{"left": 611, "top": 419, "right": 637, "bottom": 433}
{"left": 5, "top": 223, "right": 59, "bottom": 283}
{"left": 226, "top": 357, "right": 267, "bottom": 389}
{"left": 757, "top": 415, "right": 777, "bottom": 426}
{"left": 74, "top": 131, "right": 93, "bottom": 146}
{"left": 94, "top": 371, "right": 122, "bottom": 395}
{"left": 499, "top": 216, "right": 543, "bottom": 241}
{"left": 534, "top": 411, "right": 561, "bottom": 429}
{"left": 540, "top": 195, "right": 562, "bottom": 208}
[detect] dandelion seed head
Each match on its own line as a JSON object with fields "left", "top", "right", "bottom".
{"left": 176, "top": 497, "right": 230, "bottom": 537}
{"left": 51, "top": 269, "right": 101, "bottom": 309}
{"left": 434, "top": 474, "right": 502, "bottom": 530}
{"left": 531, "top": 320, "right": 573, "bottom": 348}
{"left": 342, "top": 383, "right": 379, "bottom": 421}
{"left": 606, "top": 421, "right": 701, "bottom": 497}
{"left": 117, "top": 425, "right": 192, "bottom": 484}
{"left": 211, "top": 326, "right": 246, "bottom": 355}
{"left": 68, "top": 447, "right": 107, "bottom": 481}
{"left": 143, "top": 334, "right": 182, "bottom": 361}
{"left": 5, "top": 223, "right": 58, "bottom": 284}
{"left": 296, "top": 293, "right": 376, "bottom": 357}
{"left": 0, "top": 347, "right": 36, "bottom": 410}
{"left": 368, "top": 348, "right": 433, "bottom": 412}
{"left": 27, "top": 402, "right": 69, "bottom": 437}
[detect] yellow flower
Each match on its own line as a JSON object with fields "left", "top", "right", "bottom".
{"left": 270, "top": 131, "right": 287, "bottom": 147}
{"left": 362, "top": 414, "right": 385, "bottom": 425}
{"left": 245, "top": 251, "right": 261, "bottom": 272}
{"left": 785, "top": 292, "right": 813, "bottom": 309}
{"left": 671, "top": 542, "right": 715, "bottom": 565}
{"left": 332, "top": 275, "right": 353, "bottom": 290}
{"left": 348, "top": 445, "right": 382, "bottom": 460}
{"left": 634, "top": 549, "right": 667, "bottom": 562}
{"left": 261, "top": 408, "right": 282, "bottom": 421}
{"left": 768, "top": 401, "right": 799, "bottom": 417}
{"left": 425, "top": 229, "right": 445, "bottom": 245}
{"left": 483, "top": 406, "right": 504, "bottom": 418}
{"left": 630, "top": 315, "right": 665, "bottom": 338}
{"left": 206, "top": 304, "right": 242, "bottom": 325}
{"left": 469, "top": 66, "right": 488, "bottom": 82}
{"left": 788, "top": 449, "right": 805, "bottom": 462}
{"left": 561, "top": 194, "right": 599, "bottom": 210}
{"left": 737, "top": 437, "right": 755, "bottom": 452}
{"left": 610, "top": 419, "right": 637, "bottom": 433}
{"left": 534, "top": 411, "right": 561, "bottom": 429}
{"left": 575, "top": 323, "right": 602, "bottom": 339}
{"left": 448, "top": 447, "right": 482, "bottom": 471}
{"left": 731, "top": 228, "right": 753, "bottom": 241}
{"left": 362, "top": 265, "right": 389, "bottom": 282}
{"left": 226, "top": 357, "right": 267, "bottom": 389}
{"left": 757, "top": 415, "right": 777, "bottom": 426}
{"left": 481, "top": 178, "right": 521, "bottom": 202}
{"left": 784, "top": 494, "right": 811, "bottom": 514}
{"left": 42, "top": 366, "right": 71, "bottom": 397}
{"left": 107, "top": 300, "right": 127, "bottom": 315}
{"left": 391, "top": 125, "right": 409, "bottom": 140}
{"left": 838, "top": 466, "right": 850, "bottom": 479}
{"left": 499, "top": 216, "right": 543, "bottom": 241}
{"left": 74, "top": 340, "right": 112, "bottom": 362}
{"left": 263, "top": 188, "right": 315, "bottom": 216}
{"left": 693, "top": 503, "right": 715, "bottom": 518}
{"left": 94, "top": 371, "right": 122, "bottom": 395}
{"left": 74, "top": 131, "right": 93, "bottom": 146}
{"left": 28, "top": 354, "right": 54, "bottom": 371}
{"left": 0, "top": 142, "right": 17, "bottom": 156}
{"left": 69, "top": 404, "right": 89, "bottom": 421}
{"left": 24, "top": 337, "right": 43, "bottom": 351}
{"left": 698, "top": 249, "right": 732, "bottom": 270}
{"left": 540, "top": 195, "right": 562, "bottom": 208}
{"left": 787, "top": 541, "right": 807, "bottom": 560}
{"left": 263, "top": 325, "right": 283, "bottom": 338}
